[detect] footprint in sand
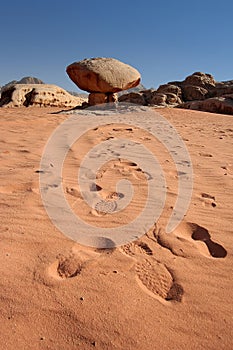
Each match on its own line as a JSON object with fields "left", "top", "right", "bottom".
{"left": 153, "top": 227, "right": 193, "bottom": 258}
{"left": 100, "top": 158, "right": 149, "bottom": 179}
{"left": 47, "top": 245, "right": 102, "bottom": 280}
{"left": 89, "top": 185, "right": 125, "bottom": 217}
{"left": 47, "top": 253, "right": 86, "bottom": 280}
{"left": 155, "top": 222, "right": 227, "bottom": 259}
{"left": 199, "top": 152, "right": 213, "bottom": 158}
{"left": 201, "top": 193, "right": 215, "bottom": 200}
{"left": 93, "top": 200, "right": 118, "bottom": 216}
{"left": 112, "top": 127, "right": 134, "bottom": 133}
{"left": 221, "top": 164, "right": 233, "bottom": 176}
{"left": 200, "top": 192, "right": 217, "bottom": 208}
{"left": 135, "top": 259, "right": 183, "bottom": 302}
{"left": 121, "top": 241, "right": 153, "bottom": 257}
{"left": 120, "top": 240, "right": 183, "bottom": 302}
{"left": 56, "top": 254, "right": 83, "bottom": 279}
{"left": 115, "top": 159, "right": 152, "bottom": 181}
{"left": 18, "top": 149, "right": 30, "bottom": 154}
{"left": 190, "top": 223, "right": 227, "bottom": 258}
{"left": 120, "top": 220, "right": 227, "bottom": 301}
{"left": 65, "top": 186, "right": 82, "bottom": 199}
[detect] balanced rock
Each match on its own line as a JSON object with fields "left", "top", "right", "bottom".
{"left": 66, "top": 57, "right": 140, "bottom": 93}
{"left": 0, "top": 84, "right": 86, "bottom": 108}
{"left": 66, "top": 57, "right": 140, "bottom": 106}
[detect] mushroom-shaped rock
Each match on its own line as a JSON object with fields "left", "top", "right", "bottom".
{"left": 66, "top": 57, "right": 141, "bottom": 93}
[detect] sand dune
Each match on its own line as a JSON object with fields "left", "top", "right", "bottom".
{"left": 0, "top": 106, "right": 232, "bottom": 349}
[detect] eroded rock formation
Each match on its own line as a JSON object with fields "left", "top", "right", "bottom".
{"left": 66, "top": 57, "right": 141, "bottom": 106}
{"left": 0, "top": 84, "right": 86, "bottom": 108}
{"left": 119, "top": 72, "right": 233, "bottom": 115}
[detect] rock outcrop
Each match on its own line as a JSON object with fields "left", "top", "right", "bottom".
{"left": 168, "top": 72, "right": 216, "bottom": 101}
{"left": 118, "top": 88, "right": 181, "bottom": 108}
{"left": 119, "top": 72, "right": 233, "bottom": 115}
{"left": 208, "top": 81, "right": 233, "bottom": 98}
{"left": 66, "top": 57, "right": 140, "bottom": 106}
{"left": 0, "top": 84, "right": 86, "bottom": 108}
{"left": 179, "top": 95, "right": 233, "bottom": 115}
{"left": 118, "top": 92, "right": 146, "bottom": 105}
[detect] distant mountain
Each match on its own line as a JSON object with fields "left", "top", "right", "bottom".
{"left": 18, "top": 76, "right": 44, "bottom": 84}
{"left": 1, "top": 76, "right": 44, "bottom": 94}
{"left": 68, "top": 91, "right": 88, "bottom": 99}
{"left": 117, "top": 83, "right": 146, "bottom": 96}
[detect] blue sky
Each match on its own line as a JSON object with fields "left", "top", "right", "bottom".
{"left": 1, "top": 0, "right": 232, "bottom": 92}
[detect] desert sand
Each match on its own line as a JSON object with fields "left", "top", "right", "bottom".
{"left": 0, "top": 106, "right": 232, "bottom": 349}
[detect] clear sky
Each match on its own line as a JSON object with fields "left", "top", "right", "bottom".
{"left": 1, "top": 0, "right": 232, "bottom": 92}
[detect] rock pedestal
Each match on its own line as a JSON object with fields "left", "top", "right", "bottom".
{"left": 88, "top": 92, "right": 118, "bottom": 106}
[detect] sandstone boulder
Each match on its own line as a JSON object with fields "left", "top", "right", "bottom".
{"left": 182, "top": 85, "right": 209, "bottom": 101}
{"left": 66, "top": 57, "right": 141, "bottom": 93}
{"left": 208, "top": 81, "right": 233, "bottom": 98}
{"left": 118, "top": 92, "right": 146, "bottom": 105}
{"left": 142, "top": 89, "right": 157, "bottom": 104}
{"left": 166, "top": 93, "right": 181, "bottom": 104}
{"left": 167, "top": 72, "right": 216, "bottom": 101}
{"left": 0, "top": 84, "right": 86, "bottom": 108}
{"left": 118, "top": 88, "right": 181, "bottom": 107}
{"left": 179, "top": 95, "right": 233, "bottom": 115}
{"left": 149, "top": 91, "right": 181, "bottom": 106}
{"left": 157, "top": 84, "right": 182, "bottom": 98}
{"left": 149, "top": 92, "right": 167, "bottom": 106}
{"left": 183, "top": 72, "right": 216, "bottom": 89}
